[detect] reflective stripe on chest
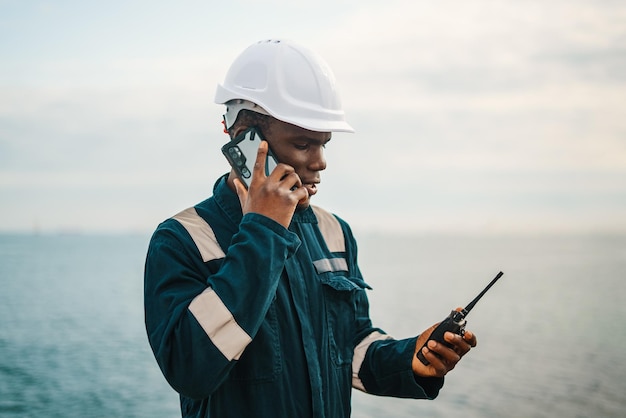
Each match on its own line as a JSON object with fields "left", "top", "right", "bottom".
{"left": 172, "top": 207, "right": 225, "bottom": 262}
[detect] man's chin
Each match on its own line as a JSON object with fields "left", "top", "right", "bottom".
{"left": 296, "top": 199, "right": 311, "bottom": 211}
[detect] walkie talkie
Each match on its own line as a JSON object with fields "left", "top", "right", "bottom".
{"left": 417, "top": 271, "right": 504, "bottom": 365}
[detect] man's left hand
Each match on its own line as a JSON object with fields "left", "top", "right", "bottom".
{"left": 412, "top": 323, "right": 477, "bottom": 378}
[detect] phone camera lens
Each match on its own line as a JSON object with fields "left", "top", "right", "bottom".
{"left": 229, "top": 147, "right": 244, "bottom": 165}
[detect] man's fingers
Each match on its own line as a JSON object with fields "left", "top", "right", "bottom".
{"left": 252, "top": 141, "right": 270, "bottom": 179}
{"left": 463, "top": 330, "right": 477, "bottom": 348}
{"left": 233, "top": 177, "right": 248, "bottom": 209}
{"left": 443, "top": 331, "right": 475, "bottom": 357}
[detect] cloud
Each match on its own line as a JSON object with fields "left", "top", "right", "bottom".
{"left": 0, "top": 0, "right": 625, "bottom": 233}
{"left": 317, "top": 0, "right": 626, "bottom": 101}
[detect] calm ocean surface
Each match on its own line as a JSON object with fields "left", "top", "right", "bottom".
{"left": 1, "top": 232, "right": 625, "bottom": 417}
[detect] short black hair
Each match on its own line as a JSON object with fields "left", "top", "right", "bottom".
{"left": 229, "top": 109, "right": 271, "bottom": 138}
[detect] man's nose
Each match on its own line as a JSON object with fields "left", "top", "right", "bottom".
{"left": 308, "top": 147, "right": 326, "bottom": 171}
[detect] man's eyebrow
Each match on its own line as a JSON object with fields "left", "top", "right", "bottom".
{"left": 293, "top": 136, "right": 332, "bottom": 144}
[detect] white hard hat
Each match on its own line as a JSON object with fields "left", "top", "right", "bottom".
{"left": 215, "top": 39, "right": 354, "bottom": 133}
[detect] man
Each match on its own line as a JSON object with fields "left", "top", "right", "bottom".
{"left": 144, "top": 39, "right": 476, "bottom": 418}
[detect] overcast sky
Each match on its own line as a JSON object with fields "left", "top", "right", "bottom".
{"left": 1, "top": 0, "right": 625, "bottom": 235}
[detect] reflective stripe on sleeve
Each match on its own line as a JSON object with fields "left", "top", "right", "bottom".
{"left": 172, "top": 207, "right": 251, "bottom": 360}
{"left": 173, "top": 207, "right": 225, "bottom": 262}
{"left": 352, "top": 331, "right": 393, "bottom": 392}
{"left": 188, "top": 287, "right": 252, "bottom": 361}
{"left": 311, "top": 205, "right": 345, "bottom": 253}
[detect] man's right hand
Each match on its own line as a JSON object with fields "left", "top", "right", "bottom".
{"left": 232, "top": 141, "right": 308, "bottom": 229}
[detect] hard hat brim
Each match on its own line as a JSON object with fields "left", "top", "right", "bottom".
{"left": 215, "top": 84, "right": 354, "bottom": 133}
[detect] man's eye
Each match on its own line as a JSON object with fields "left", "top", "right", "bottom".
{"left": 294, "top": 144, "right": 308, "bottom": 150}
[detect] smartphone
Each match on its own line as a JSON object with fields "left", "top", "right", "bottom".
{"left": 221, "top": 127, "right": 278, "bottom": 189}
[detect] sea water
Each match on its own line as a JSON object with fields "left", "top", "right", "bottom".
{"left": 1, "top": 232, "right": 624, "bottom": 417}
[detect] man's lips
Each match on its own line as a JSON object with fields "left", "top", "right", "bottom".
{"left": 303, "top": 183, "right": 319, "bottom": 196}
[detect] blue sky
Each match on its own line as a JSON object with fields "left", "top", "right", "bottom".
{"left": 1, "top": 0, "right": 625, "bottom": 234}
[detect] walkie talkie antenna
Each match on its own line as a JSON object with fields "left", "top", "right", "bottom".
{"left": 462, "top": 271, "right": 504, "bottom": 315}
{"left": 417, "top": 270, "right": 505, "bottom": 366}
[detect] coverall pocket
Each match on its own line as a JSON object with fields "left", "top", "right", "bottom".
{"left": 320, "top": 274, "right": 370, "bottom": 367}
